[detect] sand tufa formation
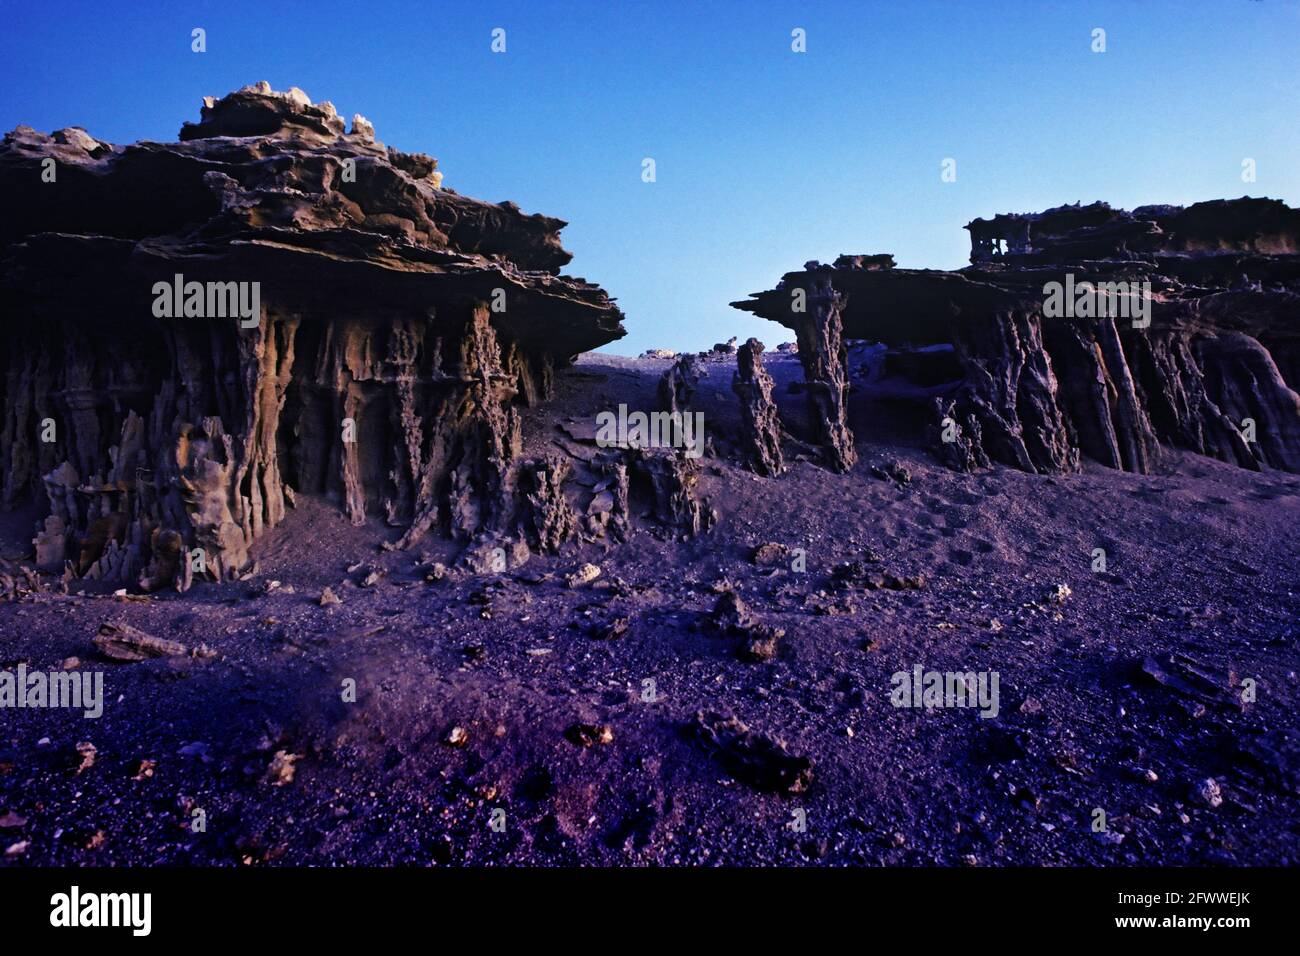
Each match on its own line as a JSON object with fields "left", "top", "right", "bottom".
{"left": 733, "top": 200, "right": 1300, "bottom": 476}
{"left": 0, "top": 83, "right": 628, "bottom": 589}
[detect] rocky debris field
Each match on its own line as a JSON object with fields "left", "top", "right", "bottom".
{"left": 2, "top": 350, "right": 1298, "bottom": 866}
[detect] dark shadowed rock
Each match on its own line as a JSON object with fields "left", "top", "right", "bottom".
{"left": 518, "top": 455, "right": 580, "bottom": 553}
{"left": 658, "top": 353, "right": 706, "bottom": 417}
{"left": 731, "top": 338, "right": 785, "bottom": 475}
{"left": 93, "top": 621, "right": 192, "bottom": 661}
{"left": 797, "top": 279, "right": 856, "bottom": 472}
{"left": 0, "top": 84, "right": 625, "bottom": 589}
{"left": 712, "top": 587, "right": 756, "bottom": 634}
{"left": 690, "top": 711, "right": 812, "bottom": 794}
{"left": 630, "top": 450, "right": 711, "bottom": 537}
{"left": 733, "top": 199, "right": 1300, "bottom": 475}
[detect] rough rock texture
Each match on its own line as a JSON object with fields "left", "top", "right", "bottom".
{"left": 517, "top": 455, "right": 580, "bottom": 554}
{"left": 948, "top": 308, "right": 1080, "bottom": 474}
{"left": 794, "top": 278, "right": 856, "bottom": 472}
{"left": 630, "top": 450, "right": 712, "bottom": 538}
{"left": 711, "top": 585, "right": 785, "bottom": 662}
{"left": 585, "top": 451, "right": 632, "bottom": 543}
{"left": 929, "top": 398, "right": 990, "bottom": 473}
{"left": 657, "top": 353, "right": 706, "bottom": 417}
{"left": 690, "top": 711, "right": 813, "bottom": 795}
{"left": 0, "top": 84, "right": 625, "bottom": 589}
{"left": 733, "top": 199, "right": 1300, "bottom": 475}
{"left": 731, "top": 338, "right": 784, "bottom": 475}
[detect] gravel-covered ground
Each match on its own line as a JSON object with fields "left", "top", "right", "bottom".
{"left": 2, "top": 350, "right": 1298, "bottom": 866}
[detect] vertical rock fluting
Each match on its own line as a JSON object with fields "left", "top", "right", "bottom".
{"left": 732, "top": 199, "right": 1300, "bottom": 476}
{"left": 0, "top": 85, "right": 626, "bottom": 588}
{"left": 949, "top": 309, "right": 1079, "bottom": 474}
{"left": 518, "top": 454, "right": 580, "bottom": 553}
{"left": 942, "top": 313, "right": 1300, "bottom": 476}
{"left": 731, "top": 338, "right": 784, "bottom": 475}
{"left": 631, "top": 451, "right": 712, "bottom": 538}
{"left": 598, "top": 454, "right": 632, "bottom": 543}
{"left": 6, "top": 310, "right": 307, "bottom": 588}
{"left": 929, "top": 398, "right": 989, "bottom": 473}
{"left": 393, "top": 302, "right": 523, "bottom": 548}
{"left": 658, "top": 353, "right": 706, "bottom": 418}
{"left": 1044, "top": 317, "right": 1158, "bottom": 473}
{"left": 793, "top": 279, "right": 856, "bottom": 472}
{"left": 445, "top": 303, "right": 524, "bottom": 541}
{"left": 1194, "top": 332, "right": 1300, "bottom": 471}
{"left": 582, "top": 451, "right": 632, "bottom": 544}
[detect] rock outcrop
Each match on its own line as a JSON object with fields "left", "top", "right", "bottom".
{"left": 0, "top": 84, "right": 625, "bottom": 588}
{"left": 795, "top": 278, "right": 856, "bottom": 472}
{"left": 733, "top": 199, "right": 1300, "bottom": 475}
{"left": 631, "top": 451, "right": 712, "bottom": 538}
{"left": 658, "top": 353, "right": 706, "bottom": 418}
{"left": 731, "top": 338, "right": 784, "bottom": 475}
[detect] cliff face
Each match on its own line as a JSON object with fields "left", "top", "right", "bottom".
{"left": 0, "top": 83, "right": 625, "bottom": 588}
{"left": 732, "top": 199, "right": 1300, "bottom": 475}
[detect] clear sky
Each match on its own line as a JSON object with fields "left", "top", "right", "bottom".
{"left": 3, "top": 0, "right": 1297, "bottom": 354}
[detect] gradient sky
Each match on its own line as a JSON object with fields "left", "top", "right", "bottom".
{"left": 3, "top": 0, "right": 1298, "bottom": 354}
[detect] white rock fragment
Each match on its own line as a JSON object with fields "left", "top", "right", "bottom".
{"left": 350, "top": 114, "right": 375, "bottom": 141}
{"left": 566, "top": 563, "right": 601, "bottom": 588}
{"left": 284, "top": 86, "right": 312, "bottom": 110}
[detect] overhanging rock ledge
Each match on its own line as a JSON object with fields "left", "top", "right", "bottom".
{"left": 0, "top": 83, "right": 626, "bottom": 588}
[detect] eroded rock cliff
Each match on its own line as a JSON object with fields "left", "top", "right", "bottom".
{"left": 0, "top": 83, "right": 626, "bottom": 588}
{"left": 732, "top": 199, "right": 1300, "bottom": 475}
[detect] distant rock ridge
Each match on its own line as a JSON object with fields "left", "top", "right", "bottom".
{"left": 0, "top": 83, "right": 627, "bottom": 588}
{"left": 732, "top": 198, "right": 1300, "bottom": 475}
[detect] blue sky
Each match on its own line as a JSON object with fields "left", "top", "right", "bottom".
{"left": 2, "top": 0, "right": 1297, "bottom": 354}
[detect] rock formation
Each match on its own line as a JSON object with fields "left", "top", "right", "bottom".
{"left": 0, "top": 84, "right": 625, "bottom": 588}
{"left": 517, "top": 455, "right": 581, "bottom": 555}
{"left": 657, "top": 353, "right": 706, "bottom": 418}
{"left": 631, "top": 451, "right": 712, "bottom": 538}
{"left": 731, "top": 338, "right": 784, "bottom": 475}
{"left": 732, "top": 199, "right": 1300, "bottom": 475}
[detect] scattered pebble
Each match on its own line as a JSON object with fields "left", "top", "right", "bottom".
{"left": 263, "top": 750, "right": 301, "bottom": 786}
{"left": 1196, "top": 777, "right": 1223, "bottom": 808}
{"left": 566, "top": 563, "right": 602, "bottom": 588}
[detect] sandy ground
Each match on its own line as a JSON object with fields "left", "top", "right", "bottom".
{"left": 1, "top": 349, "right": 1298, "bottom": 866}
